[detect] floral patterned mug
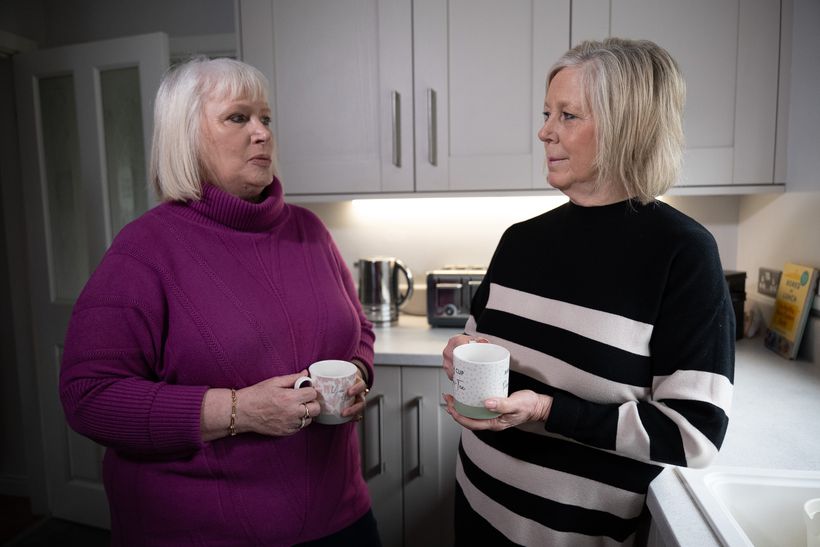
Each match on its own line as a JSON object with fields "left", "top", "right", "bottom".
{"left": 293, "top": 360, "right": 357, "bottom": 424}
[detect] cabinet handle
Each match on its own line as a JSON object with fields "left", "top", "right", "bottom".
{"left": 391, "top": 91, "right": 401, "bottom": 168}
{"left": 413, "top": 396, "right": 425, "bottom": 478}
{"left": 426, "top": 88, "right": 437, "bottom": 166}
{"left": 364, "top": 394, "right": 386, "bottom": 479}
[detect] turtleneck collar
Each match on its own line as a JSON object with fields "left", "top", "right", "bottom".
{"left": 169, "top": 177, "right": 288, "bottom": 232}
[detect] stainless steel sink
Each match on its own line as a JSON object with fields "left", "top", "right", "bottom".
{"left": 677, "top": 466, "right": 820, "bottom": 546}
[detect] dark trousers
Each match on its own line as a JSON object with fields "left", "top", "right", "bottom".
{"left": 294, "top": 509, "right": 382, "bottom": 547}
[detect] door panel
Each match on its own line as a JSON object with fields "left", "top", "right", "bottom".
{"left": 100, "top": 66, "right": 149, "bottom": 236}
{"left": 414, "top": 0, "right": 570, "bottom": 192}
{"left": 239, "top": 0, "right": 414, "bottom": 194}
{"left": 14, "top": 32, "right": 168, "bottom": 528}
{"left": 37, "top": 74, "right": 89, "bottom": 300}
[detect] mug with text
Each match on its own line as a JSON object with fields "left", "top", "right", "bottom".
{"left": 294, "top": 360, "right": 357, "bottom": 424}
{"left": 452, "top": 342, "right": 510, "bottom": 419}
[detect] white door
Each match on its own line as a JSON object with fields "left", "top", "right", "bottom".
{"left": 13, "top": 32, "right": 168, "bottom": 528}
{"left": 413, "top": 0, "right": 571, "bottom": 192}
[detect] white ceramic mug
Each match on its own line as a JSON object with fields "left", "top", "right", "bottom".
{"left": 805, "top": 498, "right": 820, "bottom": 547}
{"left": 452, "top": 342, "right": 510, "bottom": 419}
{"left": 293, "top": 360, "right": 358, "bottom": 424}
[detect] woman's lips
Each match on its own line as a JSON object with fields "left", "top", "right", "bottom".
{"left": 249, "top": 155, "right": 272, "bottom": 167}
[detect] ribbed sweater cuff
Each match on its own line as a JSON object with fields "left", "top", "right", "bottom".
{"left": 149, "top": 384, "right": 210, "bottom": 452}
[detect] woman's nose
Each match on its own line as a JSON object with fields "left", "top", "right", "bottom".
{"left": 252, "top": 120, "right": 271, "bottom": 143}
{"left": 538, "top": 121, "right": 554, "bottom": 143}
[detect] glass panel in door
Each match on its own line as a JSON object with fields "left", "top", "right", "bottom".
{"left": 100, "top": 66, "right": 148, "bottom": 237}
{"left": 38, "top": 74, "right": 89, "bottom": 301}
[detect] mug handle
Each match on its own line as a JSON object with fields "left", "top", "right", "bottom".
{"left": 293, "top": 376, "right": 313, "bottom": 389}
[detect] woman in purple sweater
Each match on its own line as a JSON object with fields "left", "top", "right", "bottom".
{"left": 60, "top": 57, "right": 380, "bottom": 546}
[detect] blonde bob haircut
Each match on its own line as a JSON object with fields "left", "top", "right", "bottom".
{"left": 548, "top": 38, "right": 685, "bottom": 204}
{"left": 150, "top": 56, "right": 274, "bottom": 201}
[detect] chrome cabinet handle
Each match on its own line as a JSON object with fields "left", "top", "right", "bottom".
{"left": 413, "top": 396, "right": 424, "bottom": 478}
{"left": 364, "top": 394, "right": 386, "bottom": 479}
{"left": 427, "top": 88, "right": 437, "bottom": 166}
{"left": 391, "top": 91, "right": 401, "bottom": 168}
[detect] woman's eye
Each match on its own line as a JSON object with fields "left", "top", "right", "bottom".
{"left": 562, "top": 112, "right": 577, "bottom": 121}
{"left": 542, "top": 111, "right": 550, "bottom": 122}
{"left": 261, "top": 116, "right": 272, "bottom": 126}
{"left": 228, "top": 114, "right": 247, "bottom": 123}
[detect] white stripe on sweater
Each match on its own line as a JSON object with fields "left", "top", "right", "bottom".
{"left": 456, "top": 455, "right": 635, "bottom": 547}
{"left": 647, "top": 401, "right": 720, "bottom": 468}
{"left": 653, "top": 370, "right": 733, "bottom": 416}
{"left": 467, "top": 332, "right": 651, "bottom": 403}
{"left": 462, "top": 429, "right": 646, "bottom": 519}
{"left": 485, "top": 283, "right": 653, "bottom": 356}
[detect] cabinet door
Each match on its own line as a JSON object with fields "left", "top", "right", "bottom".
{"left": 572, "top": 0, "right": 781, "bottom": 186}
{"left": 359, "top": 365, "right": 403, "bottom": 547}
{"left": 414, "top": 0, "right": 571, "bottom": 191}
{"left": 401, "top": 367, "right": 463, "bottom": 547}
{"left": 239, "top": 0, "right": 413, "bottom": 194}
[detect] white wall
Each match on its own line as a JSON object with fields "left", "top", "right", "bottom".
{"left": 41, "top": 0, "right": 234, "bottom": 47}
{"left": 299, "top": 194, "right": 740, "bottom": 285}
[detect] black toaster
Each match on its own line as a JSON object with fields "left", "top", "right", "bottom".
{"left": 426, "top": 267, "right": 486, "bottom": 327}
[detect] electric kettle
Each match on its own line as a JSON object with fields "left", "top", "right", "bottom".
{"left": 356, "top": 257, "right": 414, "bottom": 325}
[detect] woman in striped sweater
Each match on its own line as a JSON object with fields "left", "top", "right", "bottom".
{"left": 442, "top": 38, "right": 735, "bottom": 546}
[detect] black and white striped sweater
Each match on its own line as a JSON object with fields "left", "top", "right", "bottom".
{"left": 456, "top": 198, "right": 735, "bottom": 546}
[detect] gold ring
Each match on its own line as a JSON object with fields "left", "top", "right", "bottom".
{"left": 299, "top": 416, "right": 307, "bottom": 429}
{"left": 302, "top": 403, "right": 310, "bottom": 419}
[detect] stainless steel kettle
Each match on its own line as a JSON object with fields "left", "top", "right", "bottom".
{"left": 356, "top": 257, "right": 414, "bottom": 325}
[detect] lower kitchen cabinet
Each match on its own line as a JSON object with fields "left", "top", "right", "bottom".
{"left": 358, "top": 365, "right": 462, "bottom": 547}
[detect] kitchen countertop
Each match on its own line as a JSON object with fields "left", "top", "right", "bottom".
{"left": 648, "top": 336, "right": 820, "bottom": 546}
{"left": 373, "top": 314, "right": 820, "bottom": 545}
{"left": 372, "top": 314, "right": 461, "bottom": 366}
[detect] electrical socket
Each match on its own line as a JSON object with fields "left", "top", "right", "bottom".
{"left": 758, "top": 267, "right": 781, "bottom": 297}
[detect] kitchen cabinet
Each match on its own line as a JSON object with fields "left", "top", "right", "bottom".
{"left": 238, "top": 0, "right": 571, "bottom": 195}
{"left": 238, "top": 0, "right": 414, "bottom": 194}
{"left": 239, "top": 0, "right": 785, "bottom": 196}
{"left": 413, "top": 0, "right": 570, "bottom": 191}
{"left": 572, "top": 0, "right": 783, "bottom": 188}
{"left": 358, "top": 364, "right": 462, "bottom": 547}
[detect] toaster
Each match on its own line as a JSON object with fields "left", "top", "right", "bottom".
{"left": 426, "top": 267, "right": 486, "bottom": 327}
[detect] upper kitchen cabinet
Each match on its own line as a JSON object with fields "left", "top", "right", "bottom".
{"left": 239, "top": 0, "right": 571, "bottom": 195}
{"left": 572, "top": 0, "right": 783, "bottom": 188}
{"left": 413, "top": 0, "right": 570, "bottom": 192}
{"left": 238, "top": 0, "right": 414, "bottom": 194}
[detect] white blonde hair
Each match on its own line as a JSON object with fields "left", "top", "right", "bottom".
{"left": 150, "top": 57, "right": 274, "bottom": 201}
{"left": 549, "top": 38, "right": 686, "bottom": 204}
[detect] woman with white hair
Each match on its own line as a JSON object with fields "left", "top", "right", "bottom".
{"left": 60, "top": 57, "right": 381, "bottom": 546}
{"left": 442, "top": 38, "right": 735, "bottom": 546}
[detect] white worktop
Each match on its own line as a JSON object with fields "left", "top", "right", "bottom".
{"left": 372, "top": 314, "right": 461, "bottom": 366}
{"left": 373, "top": 314, "right": 820, "bottom": 546}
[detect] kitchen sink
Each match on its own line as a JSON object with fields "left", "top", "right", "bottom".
{"left": 677, "top": 466, "right": 820, "bottom": 546}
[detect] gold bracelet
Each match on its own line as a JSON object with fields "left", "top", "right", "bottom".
{"left": 228, "top": 388, "right": 237, "bottom": 436}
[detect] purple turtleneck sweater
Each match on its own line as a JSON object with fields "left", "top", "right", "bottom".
{"left": 60, "top": 179, "right": 375, "bottom": 546}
